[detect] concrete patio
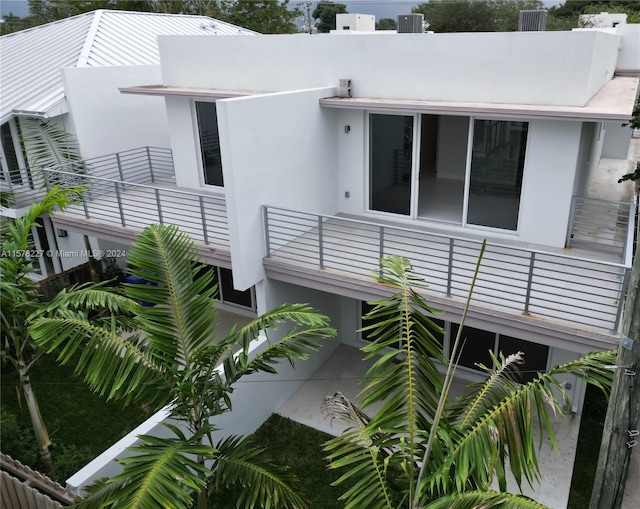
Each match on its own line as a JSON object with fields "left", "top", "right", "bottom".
{"left": 277, "top": 344, "right": 581, "bottom": 509}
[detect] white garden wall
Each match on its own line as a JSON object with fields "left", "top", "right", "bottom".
{"left": 65, "top": 326, "right": 341, "bottom": 496}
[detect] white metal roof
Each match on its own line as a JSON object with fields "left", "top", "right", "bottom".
{"left": 0, "top": 9, "right": 255, "bottom": 124}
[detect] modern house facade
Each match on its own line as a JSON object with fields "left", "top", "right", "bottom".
{"left": 74, "top": 25, "right": 636, "bottom": 400}
{"left": 3, "top": 11, "right": 640, "bottom": 506}
{"left": 44, "top": 22, "right": 640, "bottom": 389}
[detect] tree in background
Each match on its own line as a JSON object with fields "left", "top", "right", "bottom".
{"left": 27, "top": 0, "right": 148, "bottom": 24}
{"left": 413, "top": 0, "right": 545, "bottom": 33}
{"left": 29, "top": 223, "right": 337, "bottom": 509}
{"left": 1, "top": 186, "right": 85, "bottom": 474}
{"left": 549, "top": 0, "right": 640, "bottom": 25}
{"left": 312, "top": 1, "right": 347, "bottom": 33}
{"left": 376, "top": 17, "right": 397, "bottom": 30}
{"left": 225, "top": 0, "right": 300, "bottom": 34}
{"left": 23, "top": 0, "right": 301, "bottom": 34}
{"left": 323, "top": 255, "right": 616, "bottom": 509}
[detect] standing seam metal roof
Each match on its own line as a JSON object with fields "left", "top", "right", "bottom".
{"left": 0, "top": 9, "right": 256, "bottom": 123}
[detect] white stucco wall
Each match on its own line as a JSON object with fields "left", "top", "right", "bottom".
{"left": 518, "top": 120, "right": 582, "bottom": 247}
{"left": 216, "top": 87, "right": 339, "bottom": 290}
{"left": 159, "top": 30, "right": 620, "bottom": 107}
{"left": 338, "top": 109, "right": 366, "bottom": 215}
{"left": 164, "top": 96, "right": 203, "bottom": 189}
{"left": 63, "top": 66, "right": 170, "bottom": 159}
{"left": 616, "top": 23, "right": 640, "bottom": 73}
{"left": 602, "top": 122, "right": 634, "bottom": 158}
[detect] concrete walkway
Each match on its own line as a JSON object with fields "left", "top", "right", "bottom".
{"left": 277, "top": 344, "right": 581, "bottom": 509}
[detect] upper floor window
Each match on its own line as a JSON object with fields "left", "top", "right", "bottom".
{"left": 195, "top": 102, "right": 224, "bottom": 187}
{"left": 1, "top": 120, "right": 29, "bottom": 186}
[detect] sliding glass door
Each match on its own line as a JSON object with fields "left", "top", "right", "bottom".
{"left": 367, "top": 114, "right": 528, "bottom": 232}
{"left": 195, "top": 101, "right": 224, "bottom": 187}
{"left": 467, "top": 120, "right": 528, "bottom": 230}
{"left": 369, "top": 113, "right": 414, "bottom": 216}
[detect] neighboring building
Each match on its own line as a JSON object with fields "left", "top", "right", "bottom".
{"left": 0, "top": 9, "right": 255, "bottom": 279}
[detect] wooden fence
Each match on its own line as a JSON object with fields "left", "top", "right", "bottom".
{"left": 0, "top": 454, "right": 73, "bottom": 508}
{"left": 38, "top": 263, "right": 93, "bottom": 301}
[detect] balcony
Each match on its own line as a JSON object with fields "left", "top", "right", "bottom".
{"left": 263, "top": 206, "right": 635, "bottom": 339}
{"left": 40, "top": 147, "right": 230, "bottom": 266}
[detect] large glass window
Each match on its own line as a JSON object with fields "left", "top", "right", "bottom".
{"left": 1, "top": 122, "right": 23, "bottom": 184}
{"left": 369, "top": 114, "right": 413, "bottom": 215}
{"left": 448, "top": 324, "right": 548, "bottom": 383}
{"left": 195, "top": 102, "right": 224, "bottom": 187}
{"left": 467, "top": 120, "right": 528, "bottom": 230}
{"left": 195, "top": 264, "right": 254, "bottom": 310}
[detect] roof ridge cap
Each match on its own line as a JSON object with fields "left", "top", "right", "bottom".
{"left": 76, "top": 10, "right": 103, "bottom": 67}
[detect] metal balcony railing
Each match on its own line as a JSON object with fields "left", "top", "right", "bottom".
{"left": 567, "top": 196, "right": 635, "bottom": 259}
{"left": 0, "top": 147, "right": 175, "bottom": 209}
{"left": 43, "top": 167, "right": 229, "bottom": 250}
{"left": 263, "top": 206, "right": 630, "bottom": 334}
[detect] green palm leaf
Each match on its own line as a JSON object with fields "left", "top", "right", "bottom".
{"left": 19, "top": 117, "right": 83, "bottom": 170}
{"left": 424, "top": 490, "right": 550, "bottom": 509}
{"left": 29, "top": 222, "right": 336, "bottom": 506}
{"left": 74, "top": 424, "right": 215, "bottom": 509}
{"left": 29, "top": 309, "right": 171, "bottom": 406}
{"left": 124, "top": 224, "right": 220, "bottom": 368}
{"left": 214, "top": 435, "right": 307, "bottom": 509}
{"left": 427, "top": 350, "right": 616, "bottom": 494}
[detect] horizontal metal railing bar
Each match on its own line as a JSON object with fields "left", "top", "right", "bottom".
{"left": 45, "top": 169, "right": 224, "bottom": 201}
{"left": 266, "top": 206, "right": 629, "bottom": 269}
{"left": 264, "top": 205, "right": 628, "bottom": 333}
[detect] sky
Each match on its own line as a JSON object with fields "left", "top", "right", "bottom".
{"left": 0, "top": 0, "right": 564, "bottom": 21}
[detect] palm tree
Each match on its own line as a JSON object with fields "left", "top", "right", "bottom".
{"left": 1, "top": 185, "right": 86, "bottom": 473}
{"left": 29, "top": 223, "right": 337, "bottom": 509}
{"left": 323, "top": 254, "right": 616, "bottom": 509}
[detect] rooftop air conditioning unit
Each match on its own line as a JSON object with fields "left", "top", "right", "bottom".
{"left": 518, "top": 10, "right": 547, "bottom": 31}
{"left": 397, "top": 14, "right": 424, "bottom": 34}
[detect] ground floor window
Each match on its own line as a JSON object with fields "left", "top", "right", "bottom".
{"left": 449, "top": 324, "right": 548, "bottom": 383}
{"left": 360, "top": 301, "right": 548, "bottom": 383}
{"left": 196, "top": 264, "right": 255, "bottom": 311}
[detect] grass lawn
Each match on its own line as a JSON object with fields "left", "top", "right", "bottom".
{"left": 567, "top": 383, "right": 608, "bottom": 508}
{"left": 0, "top": 352, "right": 153, "bottom": 483}
{"left": 211, "top": 413, "right": 352, "bottom": 509}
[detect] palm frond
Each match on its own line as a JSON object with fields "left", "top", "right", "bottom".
{"left": 124, "top": 224, "right": 220, "bottom": 368}
{"left": 453, "top": 351, "right": 526, "bottom": 428}
{"left": 226, "top": 303, "right": 336, "bottom": 383}
{"left": 423, "top": 490, "right": 551, "bottom": 509}
{"left": 29, "top": 311, "right": 171, "bottom": 406}
{"left": 35, "top": 282, "right": 137, "bottom": 316}
{"left": 213, "top": 435, "right": 307, "bottom": 509}
{"left": 324, "top": 428, "right": 399, "bottom": 509}
{"left": 427, "top": 350, "right": 616, "bottom": 495}
{"left": 0, "top": 190, "right": 15, "bottom": 208}
{"left": 76, "top": 424, "right": 215, "bottom": 509}
{"left": 19, "top": 117, "right": 82, "bottom": 170}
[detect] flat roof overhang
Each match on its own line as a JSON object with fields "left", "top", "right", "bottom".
{"left": 119, "top": 84, "right": 257, "bottom": 99}
{"left": 320, "top": 76, "right": 640, "bottom": 122}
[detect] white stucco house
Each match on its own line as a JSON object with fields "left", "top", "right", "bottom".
{"left": 3, "top": 11, "right": 640, "bottom": 507}
{"left": 0, "top": 9, "right": 255, "bottom": 279}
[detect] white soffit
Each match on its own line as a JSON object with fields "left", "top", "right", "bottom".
{"left": 0, "top": 9, "right": 256, "bottom": 124}
{"left": 320, "top": 77, "right": 640, "bottom": 122}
